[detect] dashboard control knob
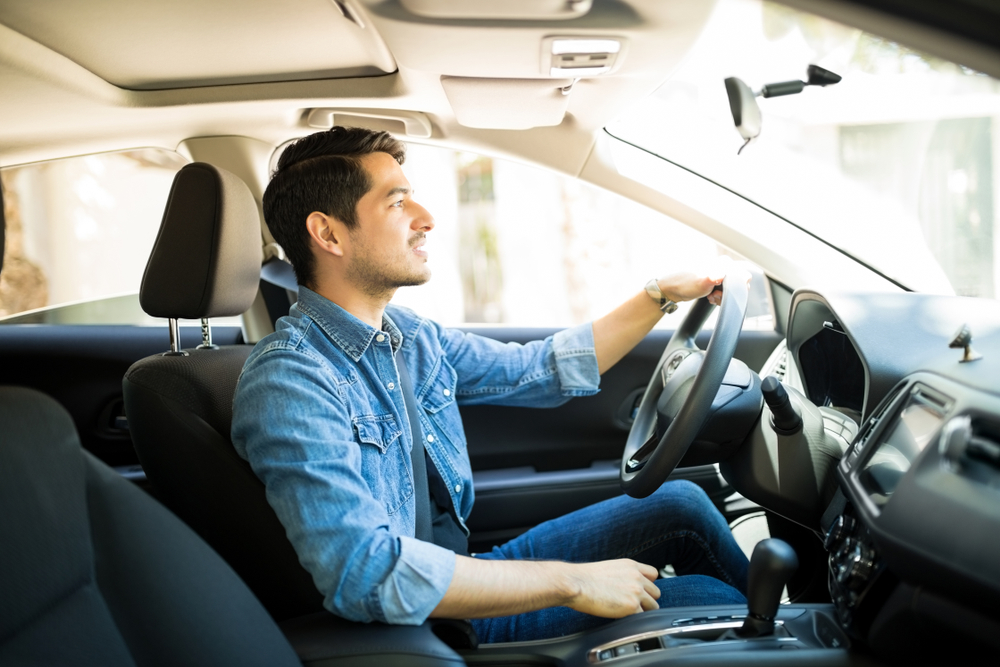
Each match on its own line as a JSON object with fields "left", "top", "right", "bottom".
{"left": 843, "top": 544, "right": 874, "bottom": 591}
{"left": 824, "top": 515, "right": 856, "bottom": 551}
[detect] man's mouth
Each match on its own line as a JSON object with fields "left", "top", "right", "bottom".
{"left": 410, "top": 233, "right": 428, "bottom": 258}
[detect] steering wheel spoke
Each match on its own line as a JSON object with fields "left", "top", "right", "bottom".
{"left": 620, "top": 271, "right": 753, "bottom": 498}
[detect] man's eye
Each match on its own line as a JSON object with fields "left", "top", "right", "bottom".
{"left": 392, "top": 200, "right": 404, "bottom": 208}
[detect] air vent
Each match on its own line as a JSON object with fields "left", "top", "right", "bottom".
{"left": 850, "top": 381, "right": 907, "bottom": 458}
{"left": 759, "top": 340, "right": 788, "bottom": 381}
{"left": 941, "top": 415, "right": 1000, "bottom": 473}
{"left": 774, "top": 348, "right": 788, "bottom": 382}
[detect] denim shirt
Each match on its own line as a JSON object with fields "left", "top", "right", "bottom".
{"left": 231, "top": 286, "right": 600, "bottom": 625}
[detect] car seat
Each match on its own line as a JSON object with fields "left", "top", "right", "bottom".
{"left": 0, "top": 179, "right": 295, "bottom": 666}
{"left": 0, "top": 387, "right": 306, "bottom": 667}
{"left": 121, "top": 162, "right": 325, "bottom": 620}
{"left": 119, "top": 162, "right": 469, "bottom": 663}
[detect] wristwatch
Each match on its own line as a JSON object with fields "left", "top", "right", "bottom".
{"left": 645, "top": 278, "right": 679, "bottom": 314}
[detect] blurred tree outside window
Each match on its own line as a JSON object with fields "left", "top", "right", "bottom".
{"left": 0, "top": 149, "right": 189, "bottom": 324}
{"left": 394, "top": 145, "right": 772, "bottom": 329}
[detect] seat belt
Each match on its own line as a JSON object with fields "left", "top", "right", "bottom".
{"left": 395, "top": 351, "right": 433, "bottom": 543}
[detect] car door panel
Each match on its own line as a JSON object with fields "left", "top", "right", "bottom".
{"left": 0, "top": 324, "right": 243, "bottom": 468}
{"left": 460, "top": 326, "right": 781, "bottom": 545}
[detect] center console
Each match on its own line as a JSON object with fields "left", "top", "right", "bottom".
{"left": 467, "top": 538, "right": 860, "bottom": 667}
{"left": 466, "top": 604, "right": 860, "bottom": 666}
{"left": 819, "top": 373, "right": 1000, "bottom": 662}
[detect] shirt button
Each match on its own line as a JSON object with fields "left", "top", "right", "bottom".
{"left": 454, "top": 484, "right": 462, "bottom": 493}
{"left": 387, "top": 382, "right": 395, "bottom": 390}
{"left": 443, "top": 389, "right": 451, "bottom": 397}
{"left": 376, "top": 334, "right": 385, "bottom": 342}
{"left": 426, "top": 434, "right": 435, "bottom": 443}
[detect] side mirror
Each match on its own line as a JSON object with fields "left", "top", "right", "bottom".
{"left": 724, "top": 77, "right": 761, "bottom": 152}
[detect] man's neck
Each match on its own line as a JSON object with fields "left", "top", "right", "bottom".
{"left": 311, "top": 280, "right": 395, "bottom": 330}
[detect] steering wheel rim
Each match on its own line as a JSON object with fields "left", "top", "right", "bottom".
{"left": 620, "top": 271, "right": 751, "bottom": 499}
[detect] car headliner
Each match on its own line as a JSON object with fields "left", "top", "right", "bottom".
{"left": 0, "top": 0, "right": 997, "bottom": 295}
{"left": 0, "top": 0, "right": 998, "bottom": 171}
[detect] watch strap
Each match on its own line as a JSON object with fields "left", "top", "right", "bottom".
{"left": 644, "top": 278, "right": 679, "bottom": 314}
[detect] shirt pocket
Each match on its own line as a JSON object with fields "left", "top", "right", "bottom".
{"left": 419, "top": 358, "right": 457, "bottom": 414}
{"left": 352, "top": 414, "right": 411, "bottom": 516}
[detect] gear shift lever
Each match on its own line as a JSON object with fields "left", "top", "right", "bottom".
{"left": 736, "top": 538, "right": 798, "bottom": 637}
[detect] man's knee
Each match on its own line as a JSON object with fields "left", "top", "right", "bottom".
{"left": 647, "top": 479, "right": 728, "bottom": 529}
{"left": 654, "top": 479, "right": 714, "bottom": 510}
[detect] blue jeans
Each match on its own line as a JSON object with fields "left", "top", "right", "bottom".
{"left": 469, "top": 480, "right": 749, "bottom": 643}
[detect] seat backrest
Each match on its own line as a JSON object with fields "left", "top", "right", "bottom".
{"left": 123, "top": 162, "right": 324, "bottom": 620}
{"left": 2, "top": 160, "right": 465, "bottom": 667}
{"left": 0, "top": 385, "right": 304, "bottom": 667}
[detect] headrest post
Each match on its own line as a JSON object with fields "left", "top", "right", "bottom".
{"left": 197, "top": 317, "right": 219, "bottom": 350}
{"left": 164, "top": 318, "right": 188, "bottom": 357}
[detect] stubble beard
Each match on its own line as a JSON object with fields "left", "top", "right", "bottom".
{"left": 346, "top": 233, "right": 431, "bottom": 300}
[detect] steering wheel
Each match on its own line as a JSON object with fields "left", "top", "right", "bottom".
{"left": 620, "top": 271, "right": 751, "bottom": 498}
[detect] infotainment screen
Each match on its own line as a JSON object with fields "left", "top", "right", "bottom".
{"left": 858, "top": 391, "right": 945, "bottom": 508}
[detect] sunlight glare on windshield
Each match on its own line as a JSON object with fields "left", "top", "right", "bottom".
{"left": 608, "top": 0, "right": 1000, "bottom": 299}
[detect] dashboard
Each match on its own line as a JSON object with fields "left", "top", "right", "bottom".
{"left": 787, "top": 290, "right": 1000, "bottom": 658}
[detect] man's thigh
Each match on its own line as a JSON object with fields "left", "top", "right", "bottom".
{"left": 474, "top": 479, "right": 733, "bottom": 567}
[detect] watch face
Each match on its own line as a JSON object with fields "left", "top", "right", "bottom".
{"left": 663, "top": 301, "right": 679, "bottom": 314}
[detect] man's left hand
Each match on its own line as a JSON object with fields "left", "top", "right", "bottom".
{"left": 657, "top": 263, "right": 728, "bottom": 307}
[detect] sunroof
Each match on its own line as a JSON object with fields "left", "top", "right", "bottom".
{"left": 0, "top": 0, "right": 396, "bottom": 90}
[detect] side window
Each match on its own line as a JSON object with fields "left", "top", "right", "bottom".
{"left": 0, "top": 149, "right": 191, "bottom": 324}
{"left": 393, "top": 144, "right": 774, "bottom": 329}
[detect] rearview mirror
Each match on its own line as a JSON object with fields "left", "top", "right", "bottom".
{"left": 724, "top": 77, "right": 760, "bottom": 153}
{"left": 725, "top": 65, "right": 841, "bottom": 154}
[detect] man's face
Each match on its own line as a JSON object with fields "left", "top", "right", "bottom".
{"left": 344, "top": 152, "right": 434, "bottom": 297}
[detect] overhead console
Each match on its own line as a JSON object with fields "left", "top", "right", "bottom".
{"left": 358, "top": 0, "right": 715, "bottom": 131}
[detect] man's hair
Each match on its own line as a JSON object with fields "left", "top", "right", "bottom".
{"left": 263, "top": 127, "right": 406, "bottom": 288}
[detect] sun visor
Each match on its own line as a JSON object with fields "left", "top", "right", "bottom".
{"left": 441, "top": 77, "right": 572, "bottom": 130}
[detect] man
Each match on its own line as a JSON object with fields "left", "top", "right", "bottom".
{"left": 232, "top": 127, "right": 749, "bottom": 643}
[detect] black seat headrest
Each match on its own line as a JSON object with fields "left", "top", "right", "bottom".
{"left": 140, "top": 163, "right": 262, "bottom": 320}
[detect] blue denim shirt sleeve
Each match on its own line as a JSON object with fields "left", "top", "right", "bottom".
{"left": 433, "top": 320, "right": 601, "bottom": 406}
{"left": 232, "top": 343, "right": 455, "bottom": 625}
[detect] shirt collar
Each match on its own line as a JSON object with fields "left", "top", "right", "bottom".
{"left": 293, "top": 286, "right": 403, "bottom": 362}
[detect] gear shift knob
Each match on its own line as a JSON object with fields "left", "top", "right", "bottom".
{"left": 736, "top": 538, "right": 798, "bottom": 637}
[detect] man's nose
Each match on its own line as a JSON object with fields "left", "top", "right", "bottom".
{"left": 412, "top": 202, "right": 434, "bottom": 231}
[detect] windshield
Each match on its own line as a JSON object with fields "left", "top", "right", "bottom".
{"left": 608, "top": 0, "right": 1000, "bottom": 298}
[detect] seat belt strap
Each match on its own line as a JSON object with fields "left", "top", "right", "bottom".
{"left": 395, "top": 351, "right": 433, "bottom": 543}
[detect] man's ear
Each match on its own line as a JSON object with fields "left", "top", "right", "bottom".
{"left": 305, "top": 211, "right": 346, "bottom": 257}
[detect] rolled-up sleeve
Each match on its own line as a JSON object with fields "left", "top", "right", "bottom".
{"left": 232, "top": 346, "right": 455, "bottom": 625}
{"left": 551, "top": 322, "right": 601, "bottom": 397}
{"left": 375, "top": 536, "right": 456, "bottom": 624}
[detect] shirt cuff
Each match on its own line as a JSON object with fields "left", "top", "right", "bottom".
{"left": 551, "top": 322, "right": 601, "bottom": 397}
{"left": 374, "top": 535, "right": 457, "bottom": 625}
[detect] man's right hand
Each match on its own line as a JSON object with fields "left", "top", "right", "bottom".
{"left": 432, "top": 555, "right": 662, "bottom": 620}
{"left": 563, "top": 559, "right": 661, "bottom": 617}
